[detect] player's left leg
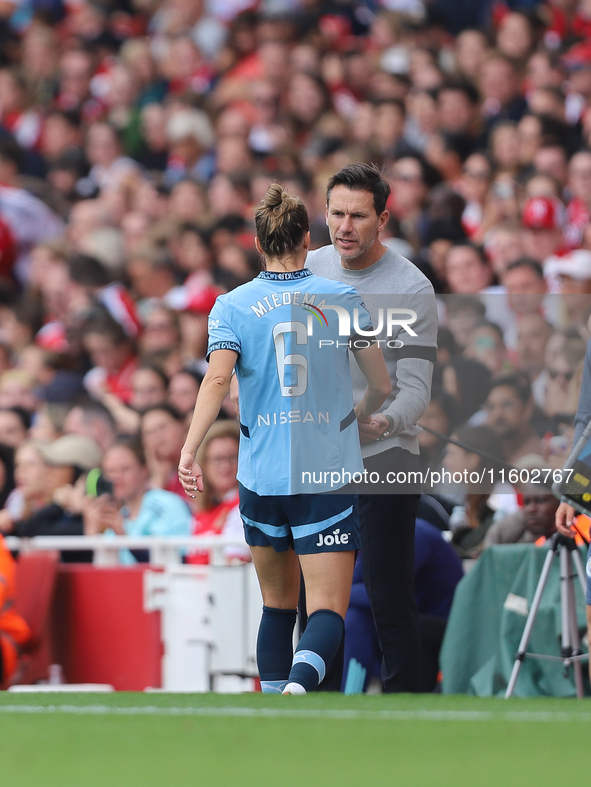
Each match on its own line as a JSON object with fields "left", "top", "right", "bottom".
{"left": 282, "top": 493, "right": 359, "bottom": 694}
{"left": 240, "top": 484, "right": 301, "bottom": 693}
{"left": 250, "top": 545, "right": 300, "bottom": 693}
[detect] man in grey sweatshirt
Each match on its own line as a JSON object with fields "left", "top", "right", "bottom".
{"left": 307, "top": 163, "right": 438, "bottom": 692}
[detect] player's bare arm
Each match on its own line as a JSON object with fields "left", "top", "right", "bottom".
{"left": 178, "top": 348, "right": 238, "bottom": 497}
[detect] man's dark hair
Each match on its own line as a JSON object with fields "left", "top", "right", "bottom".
{"left": 140, "top": 402, "right": 184, "bottom": 424}
{"left": 178, "top": 222, "right": 211, "bottom": 246}
{"left": 136, "top": 363, "right": 169, "bottom": 391}
{"left": 110, "top": 434, "right": 146, "bottom": 467}
{"left": 128, "top": 246, "right": 175, "bottom": 274}
{"left": 505, "top": 257, "right": 544, "bottom": 279}
{"left": 72, "top": 397, "right": 117, "bottom": 432}
{"left": 0, "top": 138, "right": 22, "bottom": 170}
{"left": 47, "top": 108, "right": 82, "bottom": 130}
{"left": 425, "top": 217, "right": 467, "bottom": 245}
{"left": 372, "top": 97, "right": 406, "bottom": 117}
{"left": 326, "top": 163, "right": 391, "bottom": 216}
{"left": 214, "top": 214, "right": 248, "bottom": 234}
{"left": 453, "top": 423, "right": 505, "bottom": 467}
{"left": 487, "top": 373, "right": 532, "bottom": 404}
{"left": 440, "top": 132, "right": 474, "bottom": 163}
{"left": 449, "top": 241, "right": 487, "bottom": 265}
{"left": 394, "top": 152, "right": 442, "bottom": 189}
{"left": 89, "top": 121, "right": 124, "bottom": 148}
{"left": 82, "top": 306, "right": 130, "bottom": 346}
{"left": 436, "top": 80, "right": 480, "bottom": 106}
{"left": 68, "top": 254, "right": 111, "bottom": 288}
{"left": 429, "top": 388, "right": 457, "bottom": 430}
{"left": 539, "top": 114, "right": 570, "bottom": 148}
{"left": 174, "top": 366, "right": 204, "bottom": 386}
{"left": 472, "top": 320, "right": 504, "bottom": 344}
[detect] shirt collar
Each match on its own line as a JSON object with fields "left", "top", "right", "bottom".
{"left": 257, "top": 268, "right": 313, "bottom": 281}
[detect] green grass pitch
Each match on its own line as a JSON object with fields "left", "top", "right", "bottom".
{"left": 2, "top": 691, "right": 590, "bottom": 787}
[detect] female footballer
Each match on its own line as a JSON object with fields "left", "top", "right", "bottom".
{"left": 178, "top": 184, "right": 390, "bottom": 694}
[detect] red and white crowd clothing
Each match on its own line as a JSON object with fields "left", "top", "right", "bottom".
{"left": 187, "top": 491, "right": 250, "bottom": 565}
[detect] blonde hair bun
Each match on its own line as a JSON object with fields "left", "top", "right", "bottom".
{"left": 255, "top": 183, "right": 309, "bottom": 259}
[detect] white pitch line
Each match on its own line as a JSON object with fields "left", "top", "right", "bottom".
{"left": 0, "top": 705, "right": 590, "bottom": 723}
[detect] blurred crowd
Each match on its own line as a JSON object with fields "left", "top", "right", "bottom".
{"left": 0, "top": 0, "right": 586, "bottom": 563}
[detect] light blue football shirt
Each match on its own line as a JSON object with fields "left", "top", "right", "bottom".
{"left": 207, "top": 268, "right": 373, "bottom": 495}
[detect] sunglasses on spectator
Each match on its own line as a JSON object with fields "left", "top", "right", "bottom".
{"left": 548, "top": 369, "right": 574, "bottom": 381}
{"left": 463, "top": 167, "right": 490, "bottom": 179}
{"left": 484, "top": 399, "right": 519, "bottom": 412}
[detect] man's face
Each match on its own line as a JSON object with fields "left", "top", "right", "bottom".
{"left": 523, "top": 227, "right": 561, "bottom": 262}
{"left": 558, "top": 274, "right": 591, "bottom": 295}
{"left": 570, "top": 66, "right": 591, "bottom": 99}
{"left": 534, "top": 147, "right": 567, "bottom": 185}
{"left": 445, "top": 246, "right": 491, "bottom": 294}
{"left": 485, "top": 384, "right": 526, "bottom": 439}
{"left": 504, "top": 267, "right": 547, "bottom": 297}
{"left": 326, "top": 185, "right": 387, "bottom": 266}
{"left": 568, "top": 152, "right": 591, "bottom": 204}
{"left": 438, "top": 89, "right": 473, "bottom": 133}
{"left": 480, "top": 59, "right": 517, "bottom": 106}
{"left": 504, "top": 267, "right": 547, "bottom": 315}
{"left": 488, "top": 230, "right": 524, "bottom": 276}
{"left": 522, "top": 492, "right": 558, "bottom": 538}
{"left": 141, "top": 409, "right": 185, "bottom": 461}
{"left": 516, "top": 315, "right": 551, "bottom": 374}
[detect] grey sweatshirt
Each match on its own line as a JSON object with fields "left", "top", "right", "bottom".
{"left": 574, "top": 338, "right": 591, "bottom": 446}
{"left": 307, "top": 245, "right": 437, "bottom": 457}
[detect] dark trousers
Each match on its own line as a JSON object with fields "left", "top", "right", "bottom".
{"left": 359, "top": 447, "right": 421, "bottom": 693}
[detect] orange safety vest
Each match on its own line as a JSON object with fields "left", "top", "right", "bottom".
{"left": 0, "top": 535, "right": 30, "bottom": 683}
{"left": 534, "top": 514, "right": 591, "bottom": 547}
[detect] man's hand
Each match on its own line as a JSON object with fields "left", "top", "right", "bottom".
{"left": 178, "top": 451, "right": 204, "bottom": 498}
{"left": 83, "top": 495, "right": 123, "bottom": 535}
{"left": 556, "top": 501, "right": 577, "bottom": 538}
{"left": 357, "top": 412, "right": 390, "bottom": 445}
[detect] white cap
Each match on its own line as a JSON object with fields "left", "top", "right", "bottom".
{"left": 38, "top": 435, "right": 103, "bottom": 471}
{"left": 545, "top": 249, "right": 591, "bottom": 281}
{"left": 166, "top": 109, "right": 214, "bottom": 149}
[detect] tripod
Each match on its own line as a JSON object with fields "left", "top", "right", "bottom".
{"left": 505, "top": 533, "right": 589, "bottom": 699}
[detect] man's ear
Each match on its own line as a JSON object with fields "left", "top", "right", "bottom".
{"left": 254, "top": 236, "right": 262, "bottom": 254}
{"left": 325, "top": 204, "right": 329, "bottom": 225}
{"left": 378, "top": 209, "right": 389, "bottom": 233}
{"left": 303, "top": 231, "right": 311, "bottom": 251}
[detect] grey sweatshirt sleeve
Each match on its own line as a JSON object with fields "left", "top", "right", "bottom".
{"left": 383, "top": 284, "right": 438, "bottom": 435}
{"left": 574, "top": 339, "right": 591, "bottom": 446}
